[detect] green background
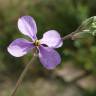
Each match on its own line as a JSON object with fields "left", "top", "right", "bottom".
{"left": 0, "top": 0, "right": 96, "bottom": 96}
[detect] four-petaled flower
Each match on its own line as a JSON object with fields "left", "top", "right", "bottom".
{"left": 7, "top": 16, "right": 63, "bottom": 69}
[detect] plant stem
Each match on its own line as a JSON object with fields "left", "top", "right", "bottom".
{"left": 10, "top": 53, "right": 36, "bottom": 96}
{"left": 62, "top": 32, "right": 75, "bottom": 40}
{"left": 62, "top": 23, "right": 84, "bottom": 40}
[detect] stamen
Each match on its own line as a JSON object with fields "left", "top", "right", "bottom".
{"left": 34, "top": 40, "right": 40, "bottom": 46}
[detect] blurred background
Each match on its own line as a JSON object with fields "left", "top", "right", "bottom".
{"left": 0, "top": 0, "right": 96, "bottom": 96}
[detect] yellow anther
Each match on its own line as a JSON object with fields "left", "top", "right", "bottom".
{"left": 34, "top": 40, "right": 40, "bottom": 46}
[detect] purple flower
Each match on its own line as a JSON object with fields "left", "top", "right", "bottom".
{"left": 7, "top": 16, "right": 63, "bottom": 69}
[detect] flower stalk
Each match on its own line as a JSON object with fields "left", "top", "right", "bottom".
{"left": 62, "top": 32, "right": 75, "bottom": 40}
{"left": 10, "top": 52, "right": 36, "bottom": 96}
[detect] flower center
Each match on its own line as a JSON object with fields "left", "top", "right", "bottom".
{"left": 34, "top": 40, "right": 40, "bottom": 46}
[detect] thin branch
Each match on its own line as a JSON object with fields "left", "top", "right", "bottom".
{"left": 62, "top": 32, "right": 75, "bottom": 40}
{"left": 10, "top": 53, "right": 36, "bottom": 96}
{"left": 62, "top": 23, "right": 84, "bottom": 41}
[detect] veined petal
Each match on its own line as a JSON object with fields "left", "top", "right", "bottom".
{"left": 18, "top": 16, "right": 37, "bottom": 41}
{"left": 55, "top": 40, "right": 63, "bottom": 48}
{"left": 38, "top": 46, "right": 61, "bottom": 69}
{"left": 7, "top": 38, "right": 35, "bottom": 57}
{"left": 40, "top": 30, "right": 63, "bottom": 48}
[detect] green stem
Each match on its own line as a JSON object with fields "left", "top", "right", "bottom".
{"left": 62, "top": 32, "right": 75, "bottom": 40}
{"left": 62, "top": 23, "right": 84, "bottom": 40}
{"left": 10, "top": 53, "right": 36, "bottom": 96}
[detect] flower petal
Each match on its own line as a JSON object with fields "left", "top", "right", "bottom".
{"left": 18, "top": 16, "right": 37, "bottom": 40}
{"left": 38, "top": 46, "right": 61, "bottom": 69}
{"left": 40, "top": 30, "right": 63, "bottom": 48}
{"left": 7, "top": 38, "right": 35, "bottom": 57}
{"left": 55, "top": 41, "right": 63, "bottom": 48}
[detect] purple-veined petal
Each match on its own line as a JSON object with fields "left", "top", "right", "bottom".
{"left": 18, "top": 16, "right": 37, "bottom": 41}
{"left": 55, "top": 40, "right": 63, "bottom": 48}
{"left": 7, "top": 38, "right": 35, "bottom": 57}
{"left": 38, "top": 45, "right": 61, "bottom": 69}
{"left": 40, "top": 30, "right": 63, "bottom": 48}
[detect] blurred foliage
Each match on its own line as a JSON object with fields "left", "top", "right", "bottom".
{"left": 0, "top": 0, "right": 96, "bottom": 77}
{"left": 1, "top": 0, "right": 96, "bottom": 96}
